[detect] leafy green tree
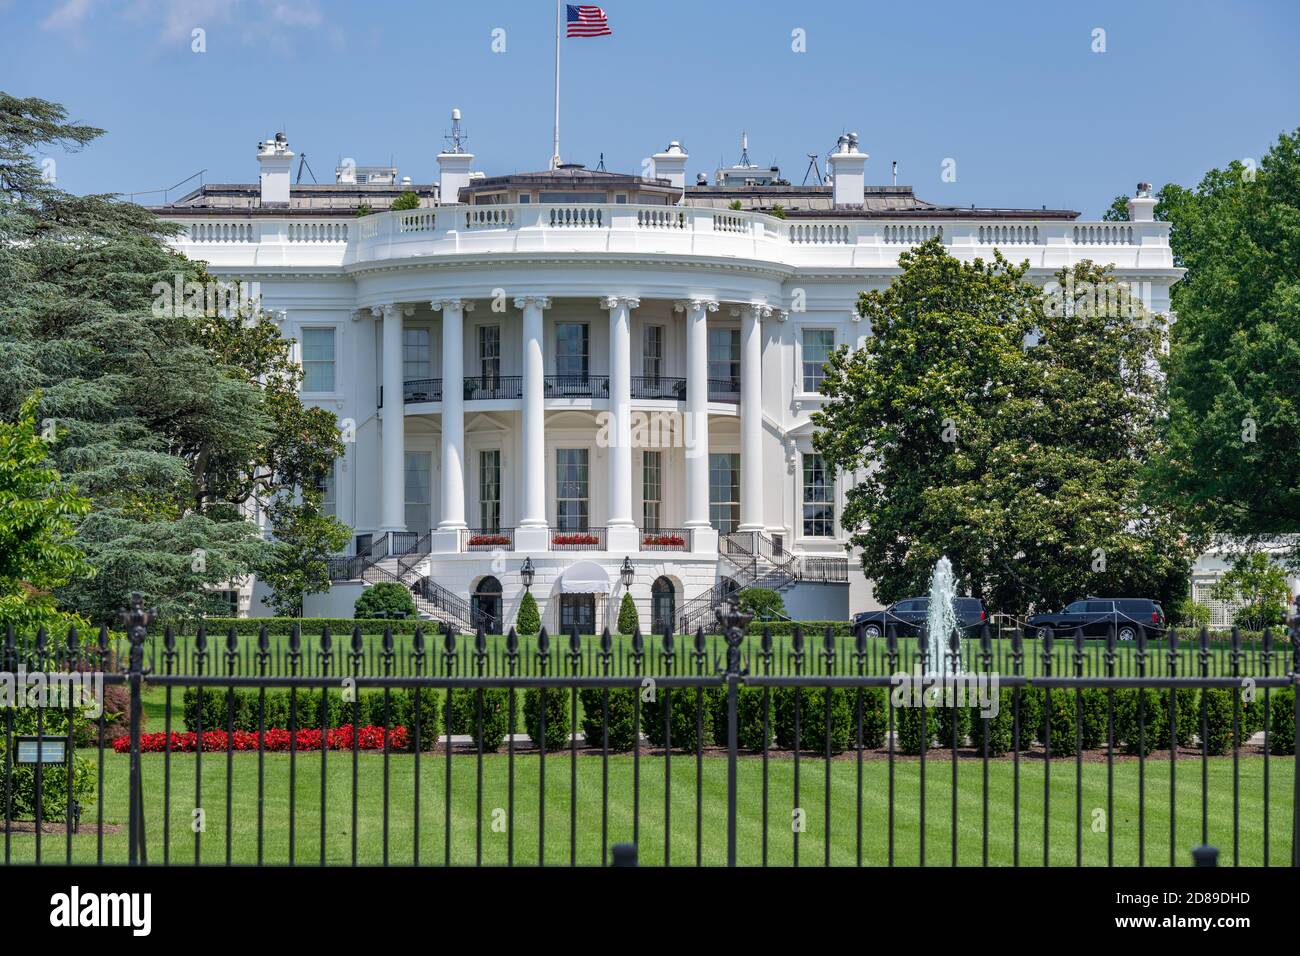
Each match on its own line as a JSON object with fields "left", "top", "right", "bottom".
{"left": 353, "top": 580, "right": 418, "bottom": 620}
{"left": 814, "top": 239, "right": 1193, "bottom": 617}
{"left": 257, "top": 498, "right": 351, "bottom": 617}
{"left": 1141, "top": 130, "right": 1300, "bottom": 559}
{"left": 1210, "top": 552, "right": 1290, "bottom": 632}
{"left": 389, "top": 191, "right": 420, "bottom": 211}
{"left": 0, "top": 93, "right": 347, "bottom": 622}
{"left": 738, "top": 587, "right": 785, "bottom": 621}
{"left": 516, "top": 590, "right": 541, "bottom": 635}
{"left": 0, "top": 396, "right": 91, "bottom": 634}
{"left": 616, "top": 591, "right": 638, "bottom": 634}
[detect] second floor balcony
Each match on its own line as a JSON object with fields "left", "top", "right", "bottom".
{"left": 382, "top": 373, "right": 741, "bottom": 407}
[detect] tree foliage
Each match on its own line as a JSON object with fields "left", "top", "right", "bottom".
{"left": 0, "top": 92, "right": 347, "bottom": 622}
{"left": 813, "top": 238, "right": 1193, "bottom": 616}
{"left": 352, "top": 581, "right": 418, "bottom": 620}
{"left": 616, "top": 591, "right": 638, "bottom": 635}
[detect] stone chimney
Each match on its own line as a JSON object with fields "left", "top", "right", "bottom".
{"left": 256, "top": 132, "right": 293, "bottom": 206}
{"left": 1126, "top": 182, "right": 1157, "bottom": 222}
{"left": 827, "top": 132, "right": 867, "bottom": 207}
{"left": 651, "top": 141, "right": 689, "bottom": 198}
{"left": 437, "top": 107, "right": 474, "bottom": 204}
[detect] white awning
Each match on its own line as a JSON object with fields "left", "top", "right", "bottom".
{"left": 556, "top": 560, "right": 612, "bottom": 594}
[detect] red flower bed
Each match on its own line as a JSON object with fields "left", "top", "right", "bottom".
{"left": 552, "top": 533, "right": 599, "bottom": 546}
{"left": 467, "top": 533, "right": 511, "bottom": 547}
{"left": 642, "top": 533, "right": 686, "bottom": 548}
{"left": 112, "top": 724, "right": 410, "bottom": 754}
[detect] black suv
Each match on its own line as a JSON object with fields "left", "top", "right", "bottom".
{"left": 1027, "top": 598, "right": 1165, "bottom": 642}
{"left": 852, "top": 597, "right": 988, "bottom": 638}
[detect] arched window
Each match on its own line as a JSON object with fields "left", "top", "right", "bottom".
{"left": 651, "top": 577, "right": 676, "bottom": 636}
{"left": 471, "top": 575, "right": 503, "bottom": 634}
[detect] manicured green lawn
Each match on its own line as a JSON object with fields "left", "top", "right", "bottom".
{"left": 6, "top": 749, "right": 1294, "bottom": 866}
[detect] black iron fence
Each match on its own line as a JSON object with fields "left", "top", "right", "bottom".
{"left": 2, "top": 601, "right": 1297, "bottom": 867}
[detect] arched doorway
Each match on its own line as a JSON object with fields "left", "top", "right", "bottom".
{"left": 651, "top": 577, "right": 676, "bottom": 635}
{"left": 471, "top": 576, "right": 503, "bottom": 634}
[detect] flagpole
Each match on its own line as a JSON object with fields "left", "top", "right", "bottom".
{"left": 552, "top": 0, "right": 561, "bottom": 169}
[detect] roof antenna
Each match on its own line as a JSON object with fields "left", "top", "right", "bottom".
{"left": 445, "top": 108, "right": 467, "bottom": 154}
{"left": 738, "top": 132, "right": 753, "bottom": 168}
{"left": 892, "top": 161, "right": 897, "bottom": 187}
{"left": 596, "top": 152, "right": 606, "bottom": 172}
{"left": 296, "top": 152, "right": 318, "bottom": 184}
{"left": 802, "top": 153, "right": 823, "bottom": 186}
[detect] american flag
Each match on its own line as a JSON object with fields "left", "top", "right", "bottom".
{"left": 566, "top": 4, "right": 611, "bottom": 37}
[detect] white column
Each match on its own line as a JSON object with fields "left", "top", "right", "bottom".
{"left": 514, "top": 295, "right": 551, "bottom": 552}
{"left": 738, "top": 302, "right": 768, "bottom": 532}
{"left": 431, "top": 298, "right": 472, "bottom": 551}
{"left": 602, "top": 295, "right": 639, "bottom": 551}
{"left": 678, "top": 298, "right": 718, "bottom": 553}
{"left": 378, "top": 303, "right": 407, "bottom": 532}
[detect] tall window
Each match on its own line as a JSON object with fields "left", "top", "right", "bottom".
{"left": 802, "top": 329, "right": 835, "bottom": 393}
{"left": 479, "top": 450, "right": 500, "bottom": 531}
{"left": 301, "top": 328, "right": 335, "bottom": 392}
{"left": 555, "top": 449, "right": 589, "bottom": 531}
{"left": 802, "top": 453, "right": 835, "bottom": 537}
{"left": 318, "top": 460, "right": 337, "bottom": 518}
{"left": 708, "top": 328, "right": 740, "bottom": 388}
{"left": 404, "top": 451, "right": 431, "bottom": 533}
{"left": 478, "top": 325, "right": 500, "bottom": 385}
{"left": 642, "top": 451, "right": 661, "bottom": 530}
{"left": 403, "top": 327, "right": 430, "bottom": 381}
{"left": 651, "top": 577, "right": 675, "bottom": 634}
{"left": 555, "top": 323, "right": 589, "bottom": 379}
{"left": 709, "top": 453, "right": 740, "bottom": 533}
{"left": 643, "top": 325, "right": 664, "bottom": 381}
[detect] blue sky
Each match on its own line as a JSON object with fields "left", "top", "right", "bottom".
{"left": 2, "top": 0, "right": 1297, "bottom": 217}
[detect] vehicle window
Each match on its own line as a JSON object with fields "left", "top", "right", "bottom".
{"left": 1064, "top": 601, "right": 1088, "bottom": 613}
{"left": 1117, "top": 600, "right": 1149, "bottom": 616}
{"left": 1086, "top": 601, "right": 1115, "bottom": 613}
{"left": 953, "top": 598, "right": 982, "bottom": 613}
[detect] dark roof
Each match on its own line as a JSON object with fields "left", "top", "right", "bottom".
{"left": 149, "top": 183, "right": 437, "bottom": 215}
{"left": 686, "top": 184, "right": 1078, "bottom": 220}
{"left": 459, "top": 164, "right": 680, "bottom": 199}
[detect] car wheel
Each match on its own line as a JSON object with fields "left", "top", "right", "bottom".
{"left": 1118, "top": 626, "right": 1136, "bottom": 642}
{"left": 864, "top": 624, "right": 881, "bottom": 638}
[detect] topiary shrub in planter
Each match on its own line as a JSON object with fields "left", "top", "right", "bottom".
{"left": 773, "top": 686, "right": 854, "bottom": 753}
{"left": 449, "top": 688, "right": 514, "bottom": 751}
{"left": 524, "top": 686, "right": 574, "bottom": 751}
{"left": 642, "top": 685, "right": 714, "bottom": 751}
{"left": 1268, "top": 688, "right": 1295, "bottom": 755}
{"left": 616, "top": 592, "right": 639, "bottom": 635}
{"left": 354, "top": 582, "right": 417, "bottom": 620}
{"left": 1113, "top": 688, "right": 1169, "bottom": 756}
{"left": 516, "top": 591, "right": 541, "bottom": 635}
{"left": 578, "top": 688, "right": 639, "bottom": 751}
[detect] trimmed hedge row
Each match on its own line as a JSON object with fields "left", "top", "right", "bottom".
{"left": 182, "top": 687, "right": 440, "bottom": 748}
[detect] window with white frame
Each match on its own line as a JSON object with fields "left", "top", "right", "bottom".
{"left": 802, "top": 329, "right": 835, "bottom": 393}
{"left": 479, "top": 450, "right": 501, "bottom": 531}
{"left": 642, "top": 451, "right": 661, "bottom": 530}
{"left": 318, "top": 460, "right": 337, "bottom": 517}
{"left": 802, "top": 453, "right": 835, "bottom": 537}
{"left": 708, "top": 328, "right": 740, "bottom": 389}
{"left": 556, "top": 449, "right": 589, "bottom": 531}
{"left": 404, "top": 452, "right": 431, "bottom": 533}
{"left": 709, "top": 453, "right": 740, "bottom": 533}
{"left": 300, "top": 328, "right": 336, "bottom": 393}
{"left": 643, "top": 325, "right": 664, "bottom": 381}
{"left": 478, "top": 325, "right": 500, "bottom": 384}
{"left": 555, "top": 323, "right": 589, "bottom": 379}
{"left": 403, "top": 327, "right": 430, "bottom": 381}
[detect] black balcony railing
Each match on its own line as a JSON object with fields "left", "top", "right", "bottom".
{"left": 630, "top": 376, "right": 687, "bottom": 401}
{"left": 463, "top": 527, "right": 514, "bottom": 551}
{"left": 402, "top": 378, "right": 442, "bottom": 403}
{"left": 640, "top": 527, "right": 691, "bottom": 551}
{"left": 462, "top": 375, "right": 522, "bottom": 400}
{"left": 550, "top": 527, "right": 606, "bottom": 550}
{"left": 707, "top": 377, "right": 741, "bottom": 403}
{"left": 544, "top": 374, "right": 609, "bottom": 398}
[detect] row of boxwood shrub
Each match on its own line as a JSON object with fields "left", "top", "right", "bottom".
{"left": 182, "top": 687, "right": 440, "bottom": 748}
{"left": 179, "top": 684, "right": 1296, "bottom": 756}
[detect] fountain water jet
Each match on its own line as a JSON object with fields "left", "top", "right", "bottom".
{"left": 923, "top": 556, "right": 961, "bottom": 676}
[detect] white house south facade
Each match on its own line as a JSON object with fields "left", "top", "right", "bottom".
{"left": 152, "top": 123, "right": 1180, "bottom": 634}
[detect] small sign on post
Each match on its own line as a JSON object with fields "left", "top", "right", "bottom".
{"left": 14, "top": 735, "right": 70, "bottom": 766}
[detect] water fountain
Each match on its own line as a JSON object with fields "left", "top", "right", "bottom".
{"left": 923, "top": 556, "right": 961, "bottom": 676}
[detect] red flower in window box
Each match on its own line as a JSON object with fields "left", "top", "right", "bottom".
{"left": 467, "top": 533, "right": 511, "bottom": 547}
{"left": 642, "top": 533, "right": 686, "bottom": 548}
{"left": 552, "top": 532, "right": 600, "bottom": 546}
